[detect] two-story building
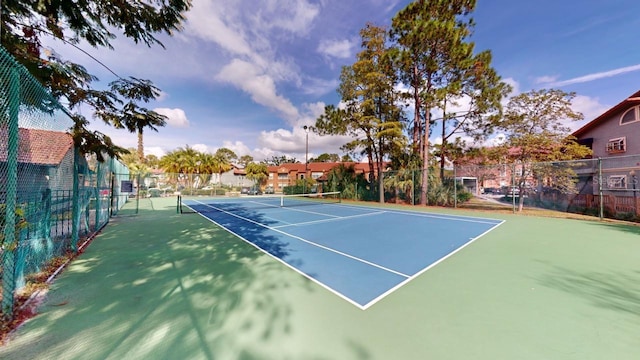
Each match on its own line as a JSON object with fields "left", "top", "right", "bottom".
{"left": 572, "top": 89, "right": 640, "bottom": 193}
{"left": 571, "top": 89, "right": 640, "bottom": 215}
{"left": 265, "top": 162, "right": 378, "bottom": 193}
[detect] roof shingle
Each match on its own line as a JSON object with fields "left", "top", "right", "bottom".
{"left": 0, "top": 128, "right": 73, "bottom": 165}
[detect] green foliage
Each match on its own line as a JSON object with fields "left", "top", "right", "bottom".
{"left": 322, "top": 164, "right": 370, "bottom": 201}
{"left": 2, "top": 0, "right": 191, "bottom": 160}
{"left": 245, "top": 163, "right": 268, "bottom": 184}
{"left": 496, "top": 89, "right": 591, "bottom": 211}
{"left": 262, "top": 155, "right": 298, "bottom": 166}
{"left": 316, "top": 23, "right": 405, "bottom": 203}
{"left": 427, "top": 177, "right": 471, "bottom": 206}
{"left": 311, "top": 153, "right": 340, "bottom": 162}
{"left": 0, "top": 205, "right": 29, "bottom": 252}
{"left": 238, "top": 155, "right": 254, "bottom": 167}
{"left": 158, "top": 146, "right": 234, "bottom": 189}
{"left": 215, "top": 148, "right": 238, "bottom": 163}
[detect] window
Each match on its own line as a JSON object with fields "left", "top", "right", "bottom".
{"left": 606, "top": 137, "right": 626, "bottom": 153}
{"left": 620, "top": 106, "right": 640, "bottom": 125}
{"left": 608, "top": 175, "right": 627, "bottom": 189}
{"left": 278, "top": 173, "right": 288, "bottom": 180}
{"left": 311, "top": 171, "right": 323, "bottom": 179}
{"left": 269, "top": 173, "right": 274, "bottom": 179}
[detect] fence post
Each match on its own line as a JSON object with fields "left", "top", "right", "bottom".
{"left": 71, "top": 147, "right": 80, "bottom": 252}
{"left": 453, "top": 165, "right": 457, "bottom": 208}
{"left": 95, "top": 161, "right": 102, "bottom": 229}
{"left": 598, "top": 158, "right": 603, "bottom": 220}
{"left": 1, "top": 66, "right": 20, "bottom": 318}
{"left": 412, "top": 170, "right": 417, "bottom": 205}
{"left": 511, "top": 163, "right": 516, "bottom": 213}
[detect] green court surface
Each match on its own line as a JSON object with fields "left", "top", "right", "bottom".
{"left": 1, "top": 197, "right": 639, "bottom": 360}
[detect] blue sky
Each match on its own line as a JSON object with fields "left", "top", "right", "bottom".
{"left": 49, "top": 0, "right": 640, "bottom": 162}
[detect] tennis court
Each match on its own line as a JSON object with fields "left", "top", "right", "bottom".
{"left": 1, "top": 197, "right": 639, "bottom": 360}
{"left": 180, "top": 193, "right": 503, "bottom": 308}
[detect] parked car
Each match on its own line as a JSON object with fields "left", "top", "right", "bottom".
{"left": 248, "top": 186, "right": 262, "bottom": 195}
{"left": 264, "top": 186, "right": 274, "bottom": 194}
{"left": 482, "top": 187, "right": 498, "bottom": 194}
{"left": 240, "top": 187, "right": 250, "bottom": 194}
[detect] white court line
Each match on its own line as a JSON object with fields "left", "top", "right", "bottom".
{"left": 273, "top": 211, "right": 387, "bottom": 229}
{"left": 360, "top": 219, "right": 506, "bottom": 310}
{"left": 193, "top": 200, "right": 411, "bottom": 279}
{"left": 185, "top": 199, "right": 506, "bottom": 310}
{"left": 246, "top": 200, "right": 344, "bottom": 219}
{"left": 267, "top": 203, "right": 342, "bottom": 218}
{"left": 185, "top": 204, "right": 370, "bottom": 310}
{"left": 333, "top": 203, "right": 503, "bottom": 225}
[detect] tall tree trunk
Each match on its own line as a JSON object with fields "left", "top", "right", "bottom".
{"left": 137, "top": 130, "right": 144, "bottom": 163}
{"left": 420, "top": 110, "right": 430, "bottom": 205}
{"left": 376, "top": 138, "right": 384, "bottom": 204}
{"left": 413, "top": 64, "right": 422, "bottom": 155}
{"left": 440, "top": 101, "right": 447, "bottom": 180}
{"left": 366, "top": 148, "right": 375, "bottom": 199}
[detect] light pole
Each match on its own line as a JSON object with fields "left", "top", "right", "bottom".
{"left": 303, "top": 125, "right": 309, "bottom": 194}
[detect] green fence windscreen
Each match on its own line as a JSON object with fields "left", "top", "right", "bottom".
{"left": 0, "top": 46, "right": 130, "bottom": 320}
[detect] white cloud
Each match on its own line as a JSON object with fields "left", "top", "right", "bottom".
{"left": 502, "top": 77, "right": 521, "bottom": 97}
{"left": 317, "top": 39, "right": 355, "bottom": 59}
{"left": 221, "top": 141, "right": 252, "bottom": 157}
{"left": 546, "top": 63, "right": 640, "bottom": 87}
{"left": 154, "top": 108, "right": 189, "bottom": 128}
{"left": 217, "top": 59, "right": 300, "bottom": 123}
{"left": 534, "top": 75, "right": 557, "bottom": 84}
{"left": 567, "top": 94, "right": 609, "bottom": 132}
{"left": 145, "top": 146, "right": 166, "bottom": 158}
{"left": 185, "top": 1, "right": 252, "bottom": 56}
{"left": 258, "top": 126, "right": 352, "bottom": 160}
{"left": 192, "top": 144, "right": 210, "bottom": 153}
{"left": 257, "top": 0, "right": 320, "bottom": 34}
{"left": 183, "top": 0, "right": 326, "bottom": 126}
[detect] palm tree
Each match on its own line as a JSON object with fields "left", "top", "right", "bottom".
{"left": 160, "top": 146, "right": 200, "bottom": 190}
{"left": 118, "top": 105, "right": 166, "bottom": 162}
{"left": 212, "top": 153, "right": 233, "bottom": 186}
{"left": 196, "top": 153, "right": 217, "bottom": 188}
{"left": 108, "top": 78, "right": 167, "bottom": 162}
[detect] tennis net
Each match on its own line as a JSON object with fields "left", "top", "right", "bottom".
{"left": 178, "top": 191, "right": 342, "bottom": 214}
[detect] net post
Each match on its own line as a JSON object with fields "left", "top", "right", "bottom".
{"left": 177, "top": 195, "right": 181, "bottom": 214}
{"left": 280, "top": 195, "right": 284, "bottom": 207}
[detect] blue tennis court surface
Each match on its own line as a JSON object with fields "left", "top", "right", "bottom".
{"left": 184, "top": 197, "right": 504, "bottom": 309}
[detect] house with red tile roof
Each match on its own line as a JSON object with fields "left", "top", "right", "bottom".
{"left": 0, "top": 128, "right": 79, "bottom": 197}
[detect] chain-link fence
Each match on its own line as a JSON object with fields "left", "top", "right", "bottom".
{"left": 452, "top": 155, "right": 639, "bottom": 220}
{"left": 322, "top": 156, "right": 639, "bottom": 221}
{"left": 0, "top": 46, "right": 131, "bottom": 320}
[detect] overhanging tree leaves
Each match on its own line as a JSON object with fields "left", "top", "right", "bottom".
{"left": 99, "top": 77, "right": 168, "bottom": 162}
{"left": 1, "top": 0, "right": 191, "bottom": 160}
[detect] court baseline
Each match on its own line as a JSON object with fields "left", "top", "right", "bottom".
{"left": 187, "top": 199, "right": 504, "bottom": 308}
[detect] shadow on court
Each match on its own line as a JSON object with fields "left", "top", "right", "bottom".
{"left": 0, "top": 197, "right": 331, "bottom": 360}
{"left": 539, "top": 266, "right": 640, "bottom": 319}
{"left": 3, "top": 198, "right": 640, "bottom": 360}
